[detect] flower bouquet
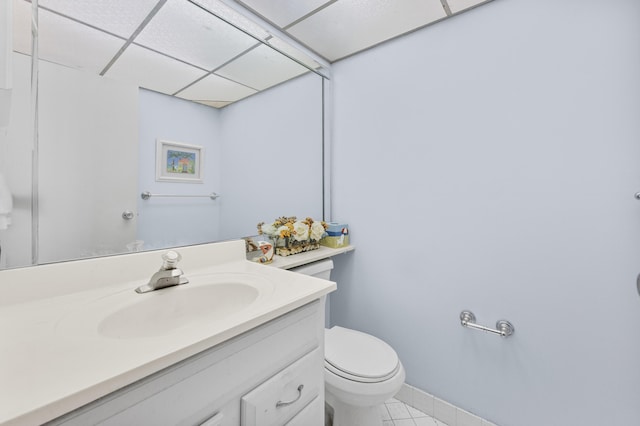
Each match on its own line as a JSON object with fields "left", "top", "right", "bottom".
{"left": 257, "top": 216, "right": 328, "bottom": 257}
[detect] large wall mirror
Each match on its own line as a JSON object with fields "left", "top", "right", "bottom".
{"left": 0, "top": 0, "right": 329, "bottom": 270}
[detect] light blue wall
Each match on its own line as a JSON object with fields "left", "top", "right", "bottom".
{"left": 137, "top": 89, "right": 222, "bottom": 249}
{"left": 329, "top": 0, "right": 640, "bottom": 425}
{"left": 218, "top": 72, "right": 324, "bottom": 240}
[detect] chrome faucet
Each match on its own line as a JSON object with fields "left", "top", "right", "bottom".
{"left": 135, "top": 251, "right": 189, "bottom": 294}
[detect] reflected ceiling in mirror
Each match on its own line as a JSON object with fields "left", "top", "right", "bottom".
{"left": 12, "top": 0, "right": 326, "bottom": 108}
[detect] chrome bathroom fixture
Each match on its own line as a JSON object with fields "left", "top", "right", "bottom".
{"left": 459, "top": 310, "right": 514, "bottom": 338}
{"left": 141, "top": 191, "right": 220, "bottom": 200}
{"left": 135, "top": 251, "right": 189, "bottom": 294}
{"left": 121, "top": 211, "right": 135, "bottom": 220}
{"left": 276, "top": 384, "right": 304, "bottom": 408}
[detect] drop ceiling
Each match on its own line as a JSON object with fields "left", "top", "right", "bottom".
{"left": 11, "top": 0, "right": 491, "bottom": 108}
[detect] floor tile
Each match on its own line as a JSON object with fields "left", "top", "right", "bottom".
{"left": 378, "top": 397, "right": 452, "bottom": 426}
{"left": 383, "top": 389, "right": 495, "bottom": 426}
{"left": 407, "top": 405, "right": 428, "bottom": 418}
{"left": 386, "top": 402, "right": 412, "bottom": 420}
{"left": 380, "top": 404, "right": 392, "bottom": 421}
{"left": 393, "top": 419, "right": 417, "bottom": 426}
{"left": 414, "top": 418, "right": 439, "bottom": 426}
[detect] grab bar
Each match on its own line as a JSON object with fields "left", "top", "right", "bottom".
{"left": 141, "top": 191, "right": 220, "bottom": 200}
{"left": 460, "top": 310, "right": 514, "bottom": 338}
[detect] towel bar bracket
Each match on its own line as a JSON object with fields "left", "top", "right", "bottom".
{"left": 460, "top": 310, "right": 514, "bottom": 338}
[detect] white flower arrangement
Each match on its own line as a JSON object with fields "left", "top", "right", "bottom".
{"left": 310, "top": 221, "right": 326, "bottom": 241}
{"left": 292, "top": 221, "right": 310, "bottom": 241}
{"left": 257, "top": 216, "right": 328, "bottom": 256}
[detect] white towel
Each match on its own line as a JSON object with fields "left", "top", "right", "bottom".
{"left": 0, "top": 173, "right": 13, "bottom": 230}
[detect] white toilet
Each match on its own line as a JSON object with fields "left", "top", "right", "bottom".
{"left": 291, "top": 259, "right": 406, "bottom": 426}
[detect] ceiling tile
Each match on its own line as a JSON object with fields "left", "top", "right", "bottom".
{"left": 194, "top": 100, "right": 232, "bottom": 108}
{"left": 176, "top": 73, "right": 257, "bottom": 103}
{"left": 215, "top": 44, "right": 309, "bottom": 91}
{"left": 22, "top": 7, "right": 125, "bottom": 74}
{"left": 447, "top": 0, "right": 490, "bottom": 14}
{"left": 135, "top": 0, "right": 259, "bottom": 70}
{"left": 38, "top": 0, "right": 159, "bottom": 39}
{"left": 287, "top": 0, "right": 447, "bottom": 61}
{"left": 237, "top": 0, "right": 334, "bottom": 27}
{"left": 105, "top": 44, "right": 208, "bottom": 95}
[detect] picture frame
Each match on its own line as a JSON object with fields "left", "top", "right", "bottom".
{"left": 156, "top": 140, "right": 204, "bottom": 183}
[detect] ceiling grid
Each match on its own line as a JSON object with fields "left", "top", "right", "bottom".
{"left": 12, "top": 0, "right": 491, "bottom": 108}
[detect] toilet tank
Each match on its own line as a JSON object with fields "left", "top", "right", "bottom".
{"left": 290, "top": 259, "right": 334, "bottom": 280}
{"left": 291, "top": 259, "right": 334, "bottom": 328}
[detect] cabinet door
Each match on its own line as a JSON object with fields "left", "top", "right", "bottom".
{"left": 241, "top": 348, "right": 323, "bottom": 426}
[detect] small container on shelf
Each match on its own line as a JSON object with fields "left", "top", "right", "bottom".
{"left": 320, "top": 223, "right": 349, "bottom": 248}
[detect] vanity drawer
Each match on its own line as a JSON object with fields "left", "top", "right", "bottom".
{"left": 285, "top": 396, "right": 323, "bottom": 426}
{"left": 241, "top": 348, "right": 323, "bottom": 426}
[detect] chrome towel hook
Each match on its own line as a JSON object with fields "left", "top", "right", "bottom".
{"left": 460, "top": 310, "right": 514, "bottom": 338}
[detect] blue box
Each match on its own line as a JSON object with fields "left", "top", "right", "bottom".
{"left": 326, "top": 222, "right": 349, "bottom": 237}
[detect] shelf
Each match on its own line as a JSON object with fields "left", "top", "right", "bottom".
{"left": 263, "top": 245, "right": 354, "bottom": 270}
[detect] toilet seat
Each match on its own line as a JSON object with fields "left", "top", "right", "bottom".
{"left": 325, "top": 326, "right": 400, "bottom": 383}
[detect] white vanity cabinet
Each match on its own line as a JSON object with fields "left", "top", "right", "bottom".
{"left": 47, "top": 300, "right": 325, "bottom": 426}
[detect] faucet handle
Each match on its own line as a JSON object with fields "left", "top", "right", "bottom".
{"left": 161, "top": 250, "right": 182, "bottom": 270}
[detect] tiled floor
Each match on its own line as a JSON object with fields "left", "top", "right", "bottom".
{"left": 382, "top": 398, "right": 449, "bottom": 426}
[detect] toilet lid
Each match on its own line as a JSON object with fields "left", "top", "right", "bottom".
{"left": 325, "top": 326, "right": 400, "bottom": 383}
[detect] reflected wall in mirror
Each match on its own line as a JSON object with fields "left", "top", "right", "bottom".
{"left": 0, "top": 0, "right": 327, "bottom": 270}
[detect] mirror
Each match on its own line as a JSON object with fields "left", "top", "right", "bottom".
{"left": 0, "top": 0, "right": 328, "bottom": 269}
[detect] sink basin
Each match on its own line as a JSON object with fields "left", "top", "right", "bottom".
{"left": 56, "top": 272, "right": 274, "bottom": 339}
{"left": 99, "top": 282, "right": 259, "bottom": 339}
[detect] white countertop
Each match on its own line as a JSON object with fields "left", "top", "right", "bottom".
{"left": 0, "top": 241, "right": 340, "bottom": 426}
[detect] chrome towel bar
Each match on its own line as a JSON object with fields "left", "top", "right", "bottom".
{"left": 460, "top": 310, "right": 514, "bottom": 338}
{"left": 141, "top": 191, "right": 220, "bottom": 200}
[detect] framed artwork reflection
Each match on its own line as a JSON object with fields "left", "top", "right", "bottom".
{"left": 156, "top": 140, "right": 204, "bottom": 183}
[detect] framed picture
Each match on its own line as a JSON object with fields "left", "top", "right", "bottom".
{"left": 156, "top": 140, "right": 204, "bottom": 183}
